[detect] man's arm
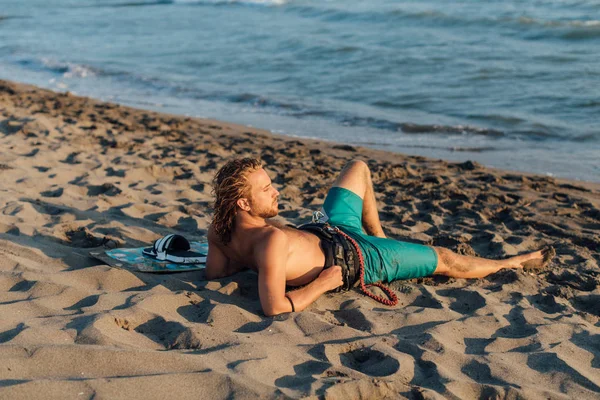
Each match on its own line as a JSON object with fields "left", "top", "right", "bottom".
{"left": 205, "top": 227, "right": 246, "bottom": 280}
{"left": 256, "top": 230, "right": 343, "bottom": 316}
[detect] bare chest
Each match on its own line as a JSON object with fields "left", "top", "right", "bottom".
{"left": 224, "top": 225, "right": 326, "bottom": 281}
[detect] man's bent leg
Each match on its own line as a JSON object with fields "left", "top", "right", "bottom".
{"left": 331, "top": 160, "right": 385, "bottom": 238}
{"left": 433, "top": 247, "right": 553, "bottom": 278}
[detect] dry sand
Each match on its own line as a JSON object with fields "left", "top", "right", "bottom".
{"left": 1, "top": 79, "right": 599, "bottom": 399}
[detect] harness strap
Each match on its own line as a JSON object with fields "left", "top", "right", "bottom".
{"left": 332, "top": 227, "right": 399, "bottom": 306}
{"left": 298, "top": 223, "right": 355, "bottom": 292}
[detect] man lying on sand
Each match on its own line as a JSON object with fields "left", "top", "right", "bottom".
{"left": 206, "top": 158, "right": 555, "bottom": 316}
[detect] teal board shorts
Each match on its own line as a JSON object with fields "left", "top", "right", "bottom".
{"left": 321, "top": 187, "right": 438, "bottom": 284}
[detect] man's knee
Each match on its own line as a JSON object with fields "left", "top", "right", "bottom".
{"left": 433, "top": 247, "right": 454, "bottom": 275}
{"left": 343, "top": 159, "right": 370, "bottom": 177}
{"left": 433, "top": 247, "right": 470, "bottom": 275}
{"left": 333, "top": 159, "right": 371, "bottom": 197}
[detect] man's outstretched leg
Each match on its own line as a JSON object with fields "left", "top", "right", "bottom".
{"left": 331, "top": 160, "right": 386, "bottom": 238}
{"left": 329, "top": 159, "right": 555, "bottom": 281}
{"left": 433, "top": 246, "right": 555, "bottom": 278}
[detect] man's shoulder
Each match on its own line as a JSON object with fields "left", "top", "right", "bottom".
{"left": 207, "top": 225, "right": 217, "bottom": 241}
{"left": 207, "top": 225, "right": 225, "bottom": 249}
{"left": 210, "top": 224, "right": 286, "bottom": 247}
{"left": 239, "top": 226, "right": 287, "bottom": 263}
{"left": 256, "top": 225, "right": 288, "bottom": 247}
{"left": 253, "top": 227, "right": 290, "bottom": 271}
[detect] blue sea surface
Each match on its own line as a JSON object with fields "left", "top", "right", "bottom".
{"left": 1, "top": 0, "right": 599, "bottom": 181}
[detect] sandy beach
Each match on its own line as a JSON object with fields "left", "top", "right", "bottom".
{"left": 1, "top": 79, "right": 599, "bottom": 399}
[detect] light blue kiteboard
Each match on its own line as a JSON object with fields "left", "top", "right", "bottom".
{"left": 89, "top": 241, "right": 208, "bottom": 273}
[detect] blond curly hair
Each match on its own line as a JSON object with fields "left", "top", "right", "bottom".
{"left": 211, "top": 157, "right": 263, "bottom": 244}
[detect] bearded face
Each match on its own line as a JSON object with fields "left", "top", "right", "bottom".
{"left": 240, "top": 167, "right": 280, "bottom": 219}
{"left": 248, "top": 194, "right": 279, "bottom": 218}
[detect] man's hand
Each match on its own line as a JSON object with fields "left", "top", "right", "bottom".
{"left": 318, "top": 265, "right": 343, "bottom": 291}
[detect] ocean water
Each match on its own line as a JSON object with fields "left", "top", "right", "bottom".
{"left": 1, "top": 0, "right": 599, "bottom": 182}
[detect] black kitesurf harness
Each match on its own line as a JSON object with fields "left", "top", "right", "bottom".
{"left": 297, "top": 223, "right": 398, "bottom": 306}
{"left": 298, "top": 223, "right": 359, "bottom": 292}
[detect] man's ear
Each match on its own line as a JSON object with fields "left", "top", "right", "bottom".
{"left": 237, "top": 197, "right": 251, "bottom": 212}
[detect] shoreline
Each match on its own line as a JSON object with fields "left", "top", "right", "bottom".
{"left": 1, "top": 79, "right": 599, "bottom": 399}
{"left": 2, "top": 74, "right": 598, "bottom": 184}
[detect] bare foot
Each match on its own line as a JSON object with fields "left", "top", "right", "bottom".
{"left": 519, "top": 246, "right": 556, "bottom": 272}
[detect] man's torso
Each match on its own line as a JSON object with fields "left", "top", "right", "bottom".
{"left": 212, "top": 220, "right": 326, "bottom": 286}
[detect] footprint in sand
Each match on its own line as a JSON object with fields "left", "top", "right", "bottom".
{"left": 0, "top": 323, "right": 27, "bottom": 344}
{"left": 134, "top": 316, "right": 193, "bottom": 350}
{"left": 61, "top": 152, "right": 81, "bottom": 164}
{"left": 9, "top": 279, "right": 37, "bottom": 292}
{"left": 331, "top": 308, "right": 373, "bottom": 332}
{"left": 87, "top": 183, "right": 122, "bottom": 196}
{"left": 438, "top": 288, "right": 486, "bottom": 315}
{"left": 190, "top": 183, "right": 206, "bottom": 193}
{"left": 461, "top": 359, "right": 514, "bottom": 387}
{"left": 64, "top": 294, "right": 100, "bottom": 311}
{"left": 22, "top": 148, "right": 39, "bottom": 157}
{"left": 273, "top": 360, "right": 330, "bottom": 392}
{"left": 548, "top": 268, "right": 598, "bottom": 292}
{"left": 40, "top": 187, "right": 64, "bottom": 198}
{"left": 0, "top": 116, "right": 34, "bottom": 135}
{"left": 464, "top": 337, "right": 495, "bottom": 355}
{"left": 105, "top": 167, "right": 126, "bottom": 177}
{"left": 65, "top": 227, "right": 104, "bottom": 248}
{"left": 494, "top": 306, "right": 538, "bottom": 339}
{"left": 409, "top": 288, "right": 443, "bottom": 309}
{"left": 573, "top": 294, "right": 600, "bottom": 318}
{"left": 528, "top": 352, "right": 600, "bottom": 393}
{"left": 339, "top": 347, "right": 399, "bottom": 377}
{"left": 527, "top": 293, "right": 566, "bottom": 314}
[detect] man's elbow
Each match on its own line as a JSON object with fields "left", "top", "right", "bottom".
{"left": 205, "top": 271, "right": 216, "bottom": 280}
{"left": 262, "top": 302, "right": 291, "bottom": 317}
{"left": 263, "top": 308, "right": 285, "bottom": 317}
{"left": 205, "top": 269, "right": 224, "bottom": 280}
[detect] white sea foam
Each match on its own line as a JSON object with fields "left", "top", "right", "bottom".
{"left": 570, "top": 20, "right": 600, "bottom": 27}
{"left": 40, "top": 58, "right": 97, "bottom": 78}
{"left": 517, "top": 16, "right": 600, "bottom": 29}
